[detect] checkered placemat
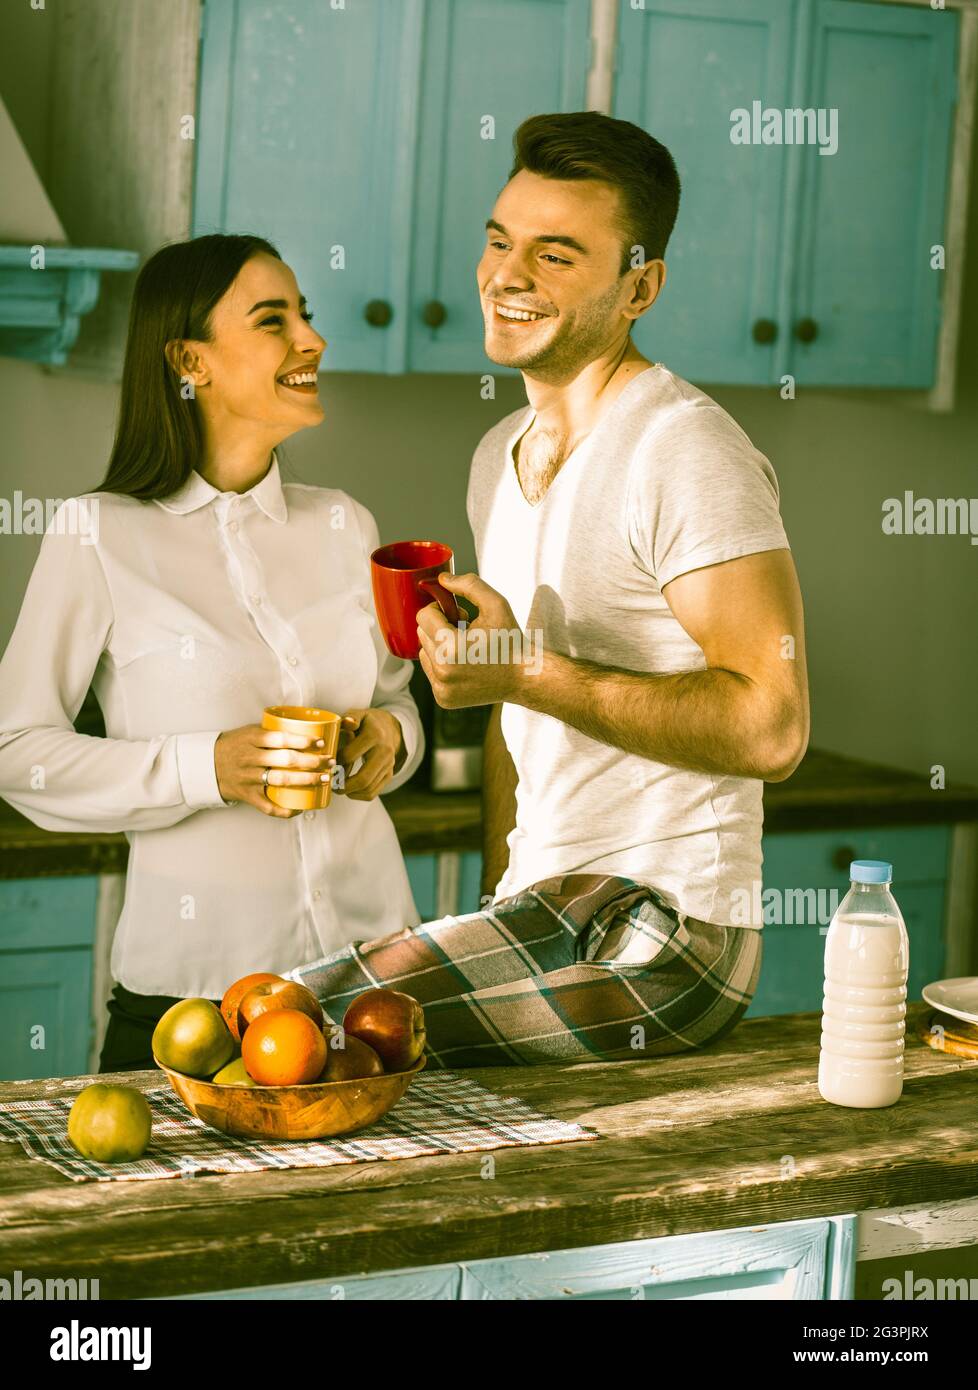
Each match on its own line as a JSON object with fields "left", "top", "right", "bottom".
{"left": 0, "top": 1072, "right": 596, "bottom": 1183}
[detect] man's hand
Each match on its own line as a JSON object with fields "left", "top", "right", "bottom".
{"left": 334, "top": 708, "right": 404, "bottom": 800}
{"left": 417, "top": 573, "right": 527, "bottom": 708}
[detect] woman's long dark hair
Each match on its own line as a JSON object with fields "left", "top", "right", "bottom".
{"left": 94, "top": 234, "right": 282, "bottom": 500}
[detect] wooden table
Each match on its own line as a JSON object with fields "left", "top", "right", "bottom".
{"left": 1, "top": 1004, "right": 976, "bottom": 1300}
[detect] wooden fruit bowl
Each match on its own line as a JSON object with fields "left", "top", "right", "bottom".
{"left": 153, "top": 1053, "right": 426, "bottom": 1141}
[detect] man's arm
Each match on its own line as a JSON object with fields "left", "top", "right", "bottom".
{"left": 480, "top": 703, "right": 517, "bottom": 901}
{"left": 518, "top": 548, "right": 809, "bottom": 781}
{"left": 420, "top": 548, "right": 810, "bottom": 783}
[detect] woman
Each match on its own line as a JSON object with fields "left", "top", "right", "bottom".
{"left": 0, "top": 234, "right": 424, "bottom": 1071}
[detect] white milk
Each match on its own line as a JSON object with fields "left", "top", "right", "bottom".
{"left": 818, "top": 861, "right": 909, "bottom": 1109}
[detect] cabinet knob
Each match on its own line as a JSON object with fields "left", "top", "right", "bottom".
{"left": 795, "top": 317, "right": 818, "bottom": 343}
{"left": 832, "top": 846, "right": 859, "bottom": 874}
{"left": 422, "top": 300, "right": 447, "bottom": 328}
{"left": 364, "top": 299, "right": 393, "bottom": 328}
{"left": 751, "top": 318, "right": 778, "bottom": 344}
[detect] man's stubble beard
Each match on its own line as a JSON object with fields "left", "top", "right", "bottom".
{"left": 485, "top": 278, "right": 626, "bottom": 381}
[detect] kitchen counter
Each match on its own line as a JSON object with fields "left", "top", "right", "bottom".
{"left": 0, "top": 1004, "right": 976, "bottom": 1299}
{"left": 2, "top": 746, "right": 977, "bottom": 879}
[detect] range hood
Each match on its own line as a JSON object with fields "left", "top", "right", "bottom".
{"left": 0, "top": 94, "right": 137, "bottom": 366}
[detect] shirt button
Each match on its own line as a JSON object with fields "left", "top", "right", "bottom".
{"left": 228, "top": 521, "right": 239, "bottom": 533}
{"left": 304, "top": 811, "right": 315, "bottom": 821}
{"left": 252, "top": 594, "right": 263, "bottom": 606}
{"left": 312, "top": 889, "right": 322, "bottom": 901}
{"left": 288, "top": 656, "right": 298, "bottom": 667}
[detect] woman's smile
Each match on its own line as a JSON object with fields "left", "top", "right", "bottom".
{"left": 276, "top": 366, "right": 321, "bottom": 397}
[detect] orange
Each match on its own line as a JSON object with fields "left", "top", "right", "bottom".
{"left": 220, "top": 972, "right": 283, "bottom": 1042}
{"left": 241, "top": 1009, "right": 327, "bottom": 1086}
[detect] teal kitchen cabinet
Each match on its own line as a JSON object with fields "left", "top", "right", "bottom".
{"left": 405, "top": 853, "right": 439, "bottom": 921}
{"left": 614, "top": 0, "right": 959, "bottom": 388}
{"left": 791, "top": 0, "right": 958, "bottom": 386}
{"left": 407, "top": 0, "right": 591, "bottom": 373}
{"left": 194, "top": 0, "right": 961, "bottom": 385}
{"left": 406, "top": 850, "right": 484, "bottom": 921}
{"left": 177, "top": 1262, "right": 462, "bottom": 1300}
{"left": 193, "top": 0, "right": 590, "bottom": 375}
{"left": 746, "top": 824, "right": 951, "bottom": 1018}
{"left": 0, "top": 878, "right": 98, "bottom": 1081}
{"left": 455, "top": 1216, "right": 854, "bottom": 1300}
{"left": 614, "top": 0, "right": 797, "bottom": 385}
{"left": 193, "top": 0, "right": 425, "bottom": 372}
{"left": 174, "top": 1215, "right": 856, "bottom": 1300}
{"left": 458, "top": 848, "right": 484, "bottom": 914}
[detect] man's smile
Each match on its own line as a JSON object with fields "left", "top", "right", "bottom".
{"left": 489, "top": 301, "right": 551, "bottom": 325}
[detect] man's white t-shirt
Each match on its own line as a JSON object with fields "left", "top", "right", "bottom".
{"left": 467, "top": 365, "right": 790, "bottom": 929}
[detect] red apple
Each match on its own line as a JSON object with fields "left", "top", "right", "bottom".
{"left": 342, "top": 988, "right": 426, "bottom": 1073}
{"left": 220, "top": 972, "right": 284, "bottom": 1042}
{"left": 318, "top": 1027, "right": 385, "bottom": 1082}
{"left": 238, "top": 980, "right": 324, "bottom": 1038}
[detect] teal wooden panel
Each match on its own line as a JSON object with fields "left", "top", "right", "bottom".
{"left": 171, "top": 1262, "right": 461, "bottom": 1300}
{"left": 825, "top": 1213, "right": 857, "bottom": 1300}
{"left": 0, "top": 948, "right": 93, "bottom": 1081}
{"left": 0, "top": 877, "right": 99, "bottom": 950}
{"left": 459, "top": 1218, "right": 834, "bottom": 1300}
{"left": 791, "top": 0, "right": 958, "bottom": 386}
{"left": 408, "top": 0, "right": 591, "bottom": 373}
{"left": 761, "top": 825, "right": 951, "bottom": 894}
{"left": 459, "top": 850, "right": 483, "bottom": 915}
{"left": 614, "top": 0, "right": 797, "bottom": 384}
{"left": 746, "top": 881, "right": 946, "bottom": 1017}
{"left": 405, "top": 854, "right": 438, "bottom": 921}
{"left": 175, "top": 1216, "right": 857, "bottom": 1301}
{"left": 193, "top": 0, "right": 424, "bottom": 372}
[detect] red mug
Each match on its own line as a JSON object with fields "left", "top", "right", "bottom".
{"left": 370, "top": 540, "right": 462, "bottom": 659}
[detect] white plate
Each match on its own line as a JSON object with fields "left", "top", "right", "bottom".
{"left": 921, "top": 977, "right": 978, "bottom": 1026}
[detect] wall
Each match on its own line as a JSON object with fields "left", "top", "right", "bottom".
{"left": 2, "top": 1, "right": 976, "bottom": 792}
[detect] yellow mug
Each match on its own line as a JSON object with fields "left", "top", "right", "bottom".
{"left": 261, "top": 705, "right": 353, "bottom": 811}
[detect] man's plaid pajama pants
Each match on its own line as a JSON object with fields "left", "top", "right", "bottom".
{"left": 284, "top": 872, "right": 762, "bottom": 1068}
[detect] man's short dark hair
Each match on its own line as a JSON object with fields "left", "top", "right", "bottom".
{"left": 509, "top": 111, "right": 681, "bottom": 274}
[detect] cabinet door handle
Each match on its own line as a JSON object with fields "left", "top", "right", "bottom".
{"left": 832, "top": 846, "right": 859, "bottom": 873}
{"left": 751, "top": 317, "right": 778, "bottom": 344}
{"left": 422, "top": 300, "right": 447, "bottom": 328}
{"left": 795, "top": 317, "right": 818, "bottom": 343}
{"left": 364, "top": 299, "right": 393, "bottom": 327}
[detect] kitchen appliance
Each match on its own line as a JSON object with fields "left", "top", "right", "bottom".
{"left": 408, "top": 662, "right": 489, "bottom": 791}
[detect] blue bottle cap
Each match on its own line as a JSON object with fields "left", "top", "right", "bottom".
{"left": 850, "top": 859, "right": 892, "bottom": 884}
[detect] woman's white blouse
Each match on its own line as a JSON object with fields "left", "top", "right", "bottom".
{"left": 0, "top": 455, "right": 425, "bottom": 998}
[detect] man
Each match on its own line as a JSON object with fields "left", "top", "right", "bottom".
{"left": 288, "top": 112, "right": 808, "bottom": 1068}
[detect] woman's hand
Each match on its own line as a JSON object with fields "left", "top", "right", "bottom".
{"left": 334, "top": 708, "right": 404, "bottom": 801}
{"left": 214, "top": 724, "right": 336, "bottom": 818}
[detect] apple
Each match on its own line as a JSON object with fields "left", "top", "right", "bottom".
{"left": 342, "top": 988, "right": 426, "bottom": 1073}
{"left": 238, "top": 979, "right": 324, "bottom": 1037}
{"left": 318, "top": 1027, "right": 385, "bottom": 1082}
{"left": 220, "top": 972, "right": 284, "bottom": 1042}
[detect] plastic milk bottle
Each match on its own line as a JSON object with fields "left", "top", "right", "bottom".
{"left": 818, "top": 860, "right": 909, "bottom": 1108}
